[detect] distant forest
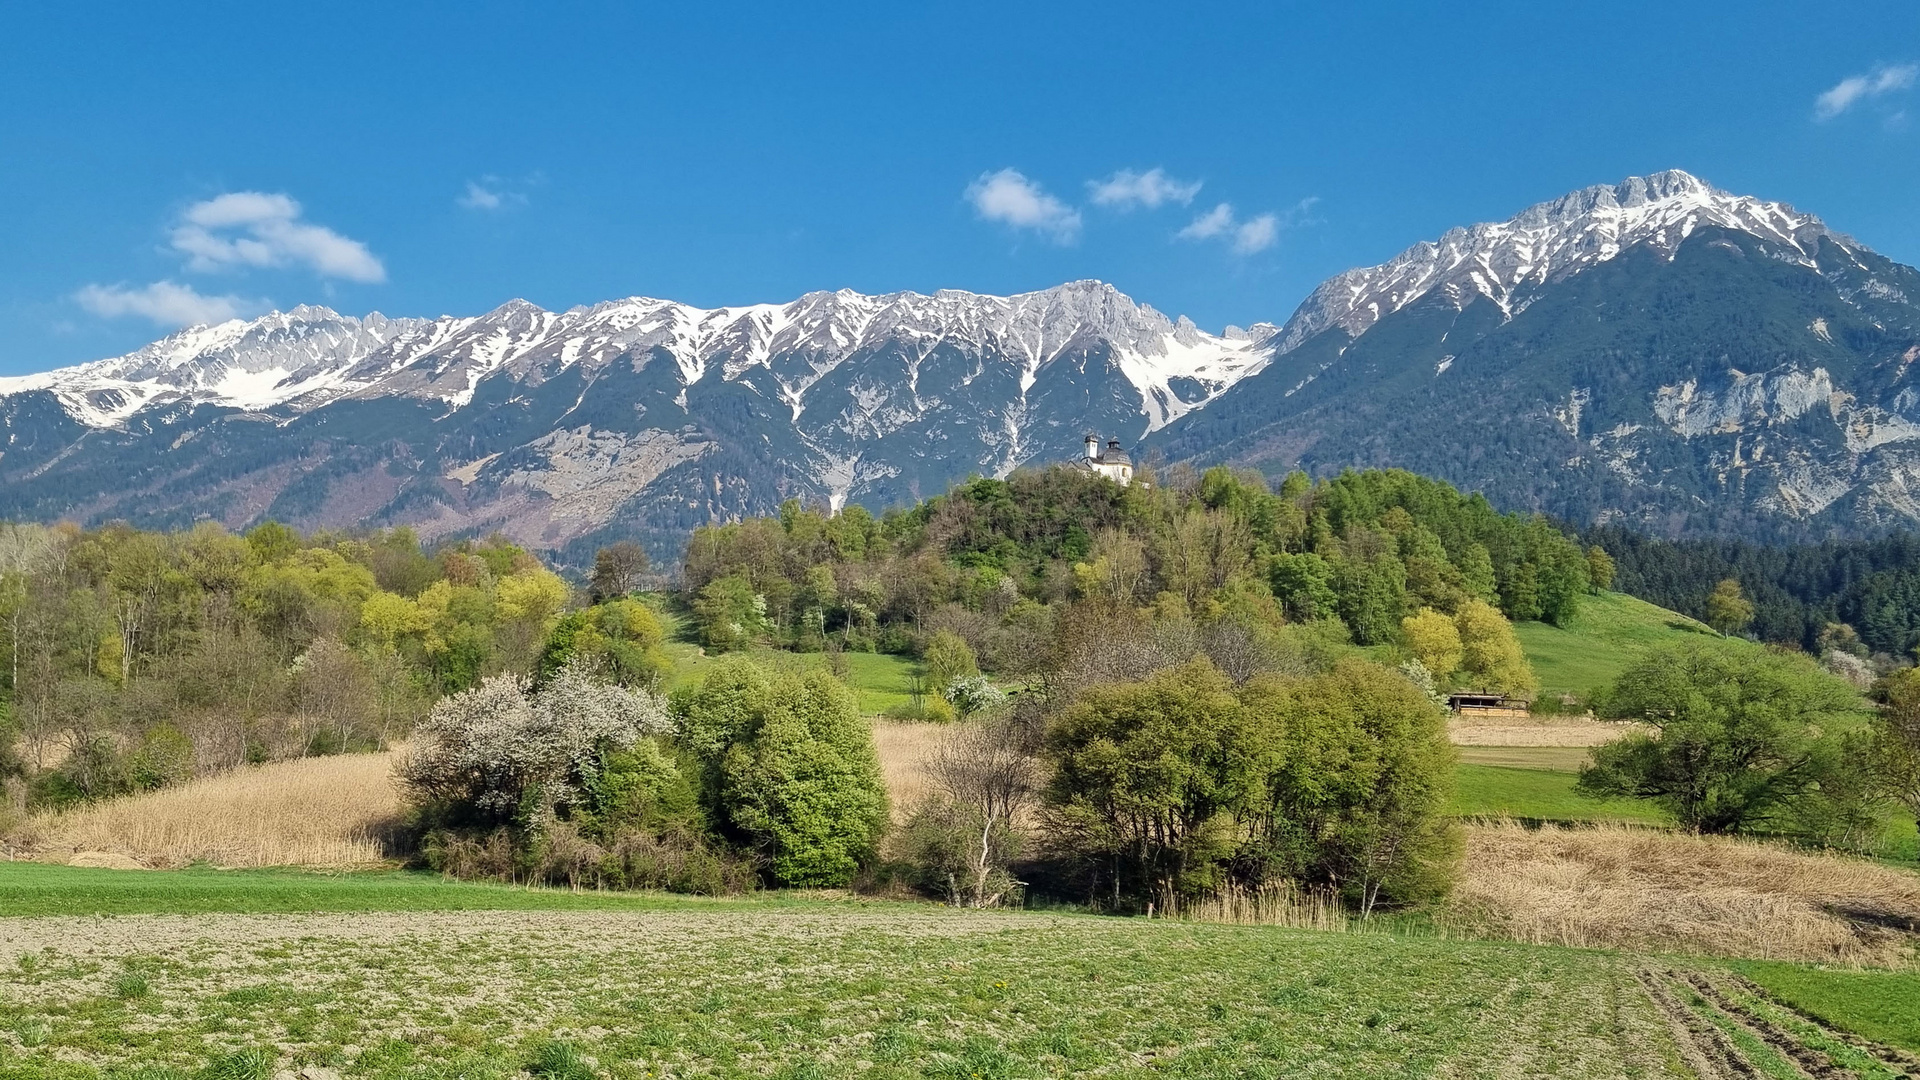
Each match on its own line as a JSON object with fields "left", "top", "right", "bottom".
{"left": 1588, "top": 526, "right": 1920, "bottom": 658}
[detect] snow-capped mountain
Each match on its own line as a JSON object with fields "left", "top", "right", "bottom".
{"left": 1268, "top": 170, "right": 1834, "bottom": 354}
{"left": 10, "top": 168, "right": 1920, "bottom": 554}
{"left": 1154, "top": 171, "right": 1920, "bottom": 540}
{"left": 0, "top": 281, "right": 1270, "bottom": 558}
{"left": 0, "top": 306, "right": 427, "bottom": 426}
{"left": 4, "top": 283, "right": 1269, "bottom": 433}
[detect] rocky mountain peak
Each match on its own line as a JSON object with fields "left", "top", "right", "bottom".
{"left": 1269, "top": 170, "right": 1837, "bottom": 354}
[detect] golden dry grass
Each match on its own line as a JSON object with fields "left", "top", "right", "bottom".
{"left": 1447, "top": 717, "right": 1640, "bottom": 747}
{"left": 1454, "top": 746, "right": 1594, "bottom": 771}
{"left": 1179, "top": 882, "right": 1354, "bottom": 932}
{"left": 1449, "top": 821, "right": 1920, "bottom": 966}
{"left": 871, "top": 719, "right": 943, "bottom": 822}
{"left": 27, "top": 751, "right": 404, "bottom": 869}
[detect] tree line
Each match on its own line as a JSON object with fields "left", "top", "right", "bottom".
{"left": 0, "top": 520, "right": 587, "bottom": 809}
{"left": 1588, "top": 525, "right": 1920, "bottom": 659}
{"left": 404, "top": 464, "right": 1568, "bottom": 912}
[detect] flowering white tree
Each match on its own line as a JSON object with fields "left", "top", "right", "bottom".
{"left": 399, "top": 659, "right": 673, "bottom": 818}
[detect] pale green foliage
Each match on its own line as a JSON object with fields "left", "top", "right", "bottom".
{"left": 922, "top": 629, "right": 978, "bottom": 690}
{"left": 1706, "top": 577, "right": 1755, "bottom": 636}
{"left": 1401, "top": 607, "right": 1463, "bottom": 680}
{"left": 1454, "top": 599, "right": 1538, "bottom": 697}
{"left": 692, "top": 574, "right": 765, "bottom": 651}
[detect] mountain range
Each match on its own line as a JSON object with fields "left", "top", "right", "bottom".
{"left": 4, "top": 169, "right": 1918, "bottom": 559}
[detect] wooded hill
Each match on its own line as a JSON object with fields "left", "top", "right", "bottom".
{"left": 681, "top": 462, "right": 1599, "bottom": 703}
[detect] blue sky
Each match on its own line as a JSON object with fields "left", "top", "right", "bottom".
{"left": 3, "top": 0, "right": 1918, "bottom": 375}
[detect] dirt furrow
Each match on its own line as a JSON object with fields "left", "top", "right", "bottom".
{"left": 1635, "top": 966, "right": 1760, "bottom": 1080}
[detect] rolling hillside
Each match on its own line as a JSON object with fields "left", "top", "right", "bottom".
{"left": 1513, "top": 589, "right": 1721, "bottom": 699}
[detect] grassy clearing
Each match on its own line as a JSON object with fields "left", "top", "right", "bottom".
{"left": 1513, "top": 590, "right": 1720, "bottom": 699}
{"left": 0, "top": 905, "right": 1686, "bottom": 1078}
{"left": 1450, "top": 763, "right": 1669, "bottom": 825}
{"left": 1454, "top": 746, "right": 1593, "bottom": 771}
{"left": 660, "top": 608, "right": 922, "bottom": 716}
{"left": 26, "top": 752, "right": 403, "bottom": 870}
{"left": 1731, "top": 962, "right": 1920, "bottom": 1052}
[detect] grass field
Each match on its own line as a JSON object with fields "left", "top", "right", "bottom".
{"left": 0, "top": 862, "right": 744, "bottom": 918}
{"left": 1450, "top": 763, "right": 1670, "bottom": 825}
{"left": 2, "top": 863, "right": 1915, "bottom": 1079}
{"left": 0, "top": 892, "right": 1692, "bottom": 1078}
{"left": 1732, "top": 962, "right": 1920, "bottom": 1052}
{"left": 1513, "top": 590, "right": 1721, "bottom": 699}
{"left": 3, "top": 834, "right": 1917, "bottom": 1075}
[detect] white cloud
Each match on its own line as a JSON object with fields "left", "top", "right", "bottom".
{"left": 459, "top": 181, "right": 503, "bottom": 210}
{"left": 1231, "top": 213, "right": 1280, "bottom": 255}
{"left": 1815, "top": 63, "right": 1917, "bottom": 119}
{"left": 1177, "top": 202, "right": 1286, "bottom": 254}
{"left": 965, "top": 168, "right": 1081, "bottom": 242}
{"left": 74, "top": 281, "right": 264, "bottom": 328}
{"left": 1087, "top": 167, "right": 1202, "bottom": 210}
{"left": 169, "top": 192, "right": 386, "bottom": 282}
{"left": 1178, "top": 202, "right": 1236, "bottom": 241}
{"left": 458, "top": 176, "right": 528, "bottom": 211}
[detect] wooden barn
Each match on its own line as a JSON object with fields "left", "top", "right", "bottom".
{"left": 1446, "top": 691, "right": 1532, "bottom": 720}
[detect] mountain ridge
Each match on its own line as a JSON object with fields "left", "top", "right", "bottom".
{"left": 7, "top": 169, "right": 1920, "bottom": 554}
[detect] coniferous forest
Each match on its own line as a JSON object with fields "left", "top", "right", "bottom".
{"left": 1588, "top": 526, "right": 1920, "bottom": 659}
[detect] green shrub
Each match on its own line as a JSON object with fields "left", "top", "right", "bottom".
{"left": 537, "top": 598, "right": 670, "bottom": 689}
{"left": 1045, "top": 658, "right": 1255, "bottom": 903}
{"left": 678, "top": 658, "right": 889, "bottom": 887}
{"left": 1579, "top": 639, "right": 1864, "bottom": 834}
{"left": 1043, "top": 655, "right": 1458, "bottom": 914}
{"left": 125, "top": 724, "right": 195, "bottom": 791}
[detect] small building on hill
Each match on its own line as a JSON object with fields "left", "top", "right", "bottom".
{"left": 1075, "top": 434, "right": 1134, "bottom": 485}
{"left": 1446, "top": 691, "right": 1532, "bottom": 720}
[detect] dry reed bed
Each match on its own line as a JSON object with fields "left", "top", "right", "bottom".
{"left": 1448, "top": 821, "right": 1920, "bottom": 966}
{"left": 871, "top": 719, "right": 942, "bottom": 822}
{"left": 1446, "top": 718, "right": 1640, "bottom": 747}
{"left": 25, "top": 751, "right": 404, "bottom": 869}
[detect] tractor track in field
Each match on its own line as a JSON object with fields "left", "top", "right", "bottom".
{"left": 1638, "top": 964, "right": 1918, "bottom": 1080}
{"left": 1637, "top": 965, "right": 1762, "bottom": 1080}
{"left": 1718, "top": 971, "right": 1920, "bottom": 1078}
{"left": 1681, "top": 970, "right": 1845, "bottom": 1079}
